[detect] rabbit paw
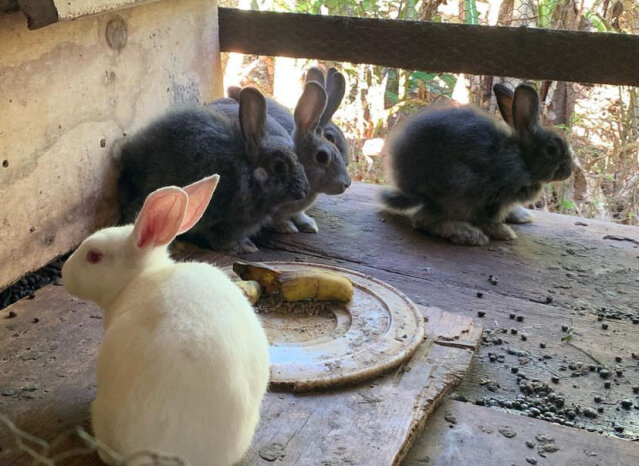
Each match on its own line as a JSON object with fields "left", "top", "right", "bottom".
{"left": 431, "top": 221, "right": 489, "bottom": 246}
{"left": 506, "top": 205, "right": 534, "bottom": 224}
{"left": 238, "top": 237, "right": 259, "bottom": 254}
{"left": 483, "top": 223, "right": 517, "bottom": 241}
{"left": 272, "top": 220, "right": 300, "bottom": 234}
{"left": 293, "top": 212, "right": 319, "bottom": 234}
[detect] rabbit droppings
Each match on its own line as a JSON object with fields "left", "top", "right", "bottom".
{"left": 380, "top": 83, "right": 574, "bottom": 246}
{"left": 62, "top": 175, "right": 270, "bottom": 466}
{"left": 118, "top": 87, "right": 309, "bottom": 254}
{"left": 226, "top": 66, "right": 351, "bottom": 234}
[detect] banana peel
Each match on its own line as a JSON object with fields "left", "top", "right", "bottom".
{"left": 233, "top": 261, "right": 353, "bottom": 303}
{"left": 232, "top": 262, "right": 281, "bottom": 295}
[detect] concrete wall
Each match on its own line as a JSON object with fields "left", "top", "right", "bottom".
{"left": 0, "top": 0, "right": 222, "bottom": 290}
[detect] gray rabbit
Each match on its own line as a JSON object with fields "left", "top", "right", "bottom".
{"left": 380, "top": 83, "right": 574, "bottom": 246}
{"left": 118, "top": 87, "right": 309, "bottom": 253}
{"left": 227, "top": 67, "right": 349, "bottom": 165}
{"left": 226, "top": 67, "right": 350, "bottom": 234}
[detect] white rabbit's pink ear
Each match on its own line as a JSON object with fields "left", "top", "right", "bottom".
{"left": 179, "top": 174, "right": 220, "bottom": 234}
{"left": 132, "top": 187, "right": 188, "bottom": 248}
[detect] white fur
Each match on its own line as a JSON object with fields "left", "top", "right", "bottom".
{"left": 62, "top": 224, "right": 269, "bottom": 466}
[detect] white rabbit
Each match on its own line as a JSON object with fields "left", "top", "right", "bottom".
{"left": 62, "top": 174, "right": 270, "bottom": 466}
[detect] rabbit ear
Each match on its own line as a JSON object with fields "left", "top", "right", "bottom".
{"left": 493, "top": 83, "right": 514, "bottom": 127}
{"left": 320, "top": 69, "right": 346, "bottom": 127}
{"left": 512, "top": 84, "right": 540, "bottom": 140}
{"left": 179, "top": 174, "right": 219, "bottom": 234}
{"left": 304, "top": 66, "right": 325, "bottom": 87}
{"left": 294, "top": 81, "right": 328, "bottom": 135}
{"left": 132, "top": 187, "right": 188, "bottom": 249}
{"left": 239, "top": 87, "right": 267, "bottom": 162}
{"left": 227, "top": 85, "right": 242, "bottom": 102}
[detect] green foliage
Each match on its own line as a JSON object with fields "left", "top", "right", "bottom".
{"left": 274, "top": 0, "right": 383, "bottom": 16}
{"left": 464, "top": 0, "right": 478, "bottom": 25}
{"left": 582, "top": 9, "right": 612, "bottom": 33}
{"left": 397, "top": 0, "right": 418, "bottom": 20}
{"left": 537, "top": 0, "right": 559, "bottom": 29}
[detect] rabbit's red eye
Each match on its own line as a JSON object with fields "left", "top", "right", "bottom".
{"left": 86, "top": 249, "right": 103, "bottom": 264}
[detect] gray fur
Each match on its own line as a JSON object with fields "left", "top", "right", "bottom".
{"left": 118, "top": 87, "right": 309, "bottom": 253}
{"left": 224, "top": 68, "right": 351, "bottom": 234}
{"left": 380, "top": 83, "right": 574, "bottom": 246}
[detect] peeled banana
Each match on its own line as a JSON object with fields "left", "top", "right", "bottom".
{"left": 233, "top": 261, "right": 353, "bottom": 303}
{"left": 234, "top": 280, "right": 263, "bottom": 305}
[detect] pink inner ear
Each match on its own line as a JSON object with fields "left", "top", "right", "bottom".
{"left": 134, "top": 187, "right": 188, "bottom": 248}
{"left": 295, "top": 82, "right": 327, "bottom": 134}
{"left": 179, "top": 174, "right": 220, "bottom": 234}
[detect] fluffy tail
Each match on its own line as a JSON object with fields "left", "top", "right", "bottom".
{"left": 378, "top": 188, "right": 421, "bottom": 212}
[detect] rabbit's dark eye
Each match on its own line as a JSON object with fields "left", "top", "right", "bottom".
{"left": 315, "top": 150, "right": 330, "bottom": 166}
{"left": 86, "top": 249, "right": 103, "bottom": 264}
{"left": 271, "top": 159, "right": 287, "bottom": 176}
{"left": 325, "top": 132, "right": 335, "bottom": 143}
{"left": 545, "top": 144, "right": 559, "bottom": 157}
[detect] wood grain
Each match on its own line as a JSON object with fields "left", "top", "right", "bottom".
{"left": 0, "top": 283, "right": 480, "bottom": 465}
{"left": 404, "top": 400, "right": 639, "bottom": 466}
{"left": 219, "top": 8, "right": 639, "bottom": 86}
{"left": 1, "top": 181, "right": 638, "bottom": 464}
{"left": 249, "top": 182, "right": 639, "bottom": 438}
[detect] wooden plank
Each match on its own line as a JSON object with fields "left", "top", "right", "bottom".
{"left": 248, "top": 182, "right": 639, "bottom": 438}
{"left": 0, "top": 0, "right": 222, "bottom": 292}
{"left": 0, "top": 0, "right": 19, "bottom": 13}
{"left": 218, "top": 8, "right": 639, "bottom": 86}
{"left": 15, "top": 0, "right": 58, "bottom": 29}
{"left": 403, "top": 399, "right": 639, "bottom": 465}
{"left": 18, "top": 0, "right": 163, "bottom": 30}
{"left": 153, "top": 245, "right": 486, "bottom": 464}
{"left": 0, "top": 286, "right": 100, "bottom": 466}
{"left": 242, "top": 308, "right": 479, "bottom": 466}
{"left": 0, "top": 281, "right": 481, "bottom": 465}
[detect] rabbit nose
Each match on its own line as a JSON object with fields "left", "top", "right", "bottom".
{"left": 341, "top": 177, "right": 351, "bottom": 192}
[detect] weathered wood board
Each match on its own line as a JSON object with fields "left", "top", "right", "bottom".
{"left": 0, "top": 278, "right": 481, "bottom": 465}
{"left": 403, "top": 400, "right": 639, "bottom": 466}
{"left": 248, "top": 182, "right": 639, "bottom": 438}
{"left": 240, "top": 307, "right": 480, "bottom": 466}
{"left": 0, "top": 286, "right": 100, "bottom": 466}
{"left": 1, "top": 181, "right": 638, "bottom": 464}
{"left": 0, "top": 0, "right": 222, "bottom": 292}
{"left": 18, "top": 0, "right": 161, "bottom": 29}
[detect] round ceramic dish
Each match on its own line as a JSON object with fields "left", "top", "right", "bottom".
{"left": 226, "top": 261, "right": 425, "bottom": 392}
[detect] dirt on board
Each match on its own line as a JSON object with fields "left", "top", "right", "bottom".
{"left": 1, "top": 181, "right": 638, "bottom": 448}
{"left": 250, "top": 182, "right": 639, "bottom": 439}
{"left": 404, "top": 399, "right": 639, "bottom": 466}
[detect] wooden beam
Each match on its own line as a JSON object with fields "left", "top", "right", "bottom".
{"left": 17, "top": 0, "right": 58, "bottom": 29}
{"left": 17, "top": 0, "right": 160, "bottom": 29}
{"left": 218, "top": 8, "right": 639, "bottom": 87}
{"left": 0, "top": 0, "right": 20, "bottom": 13}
